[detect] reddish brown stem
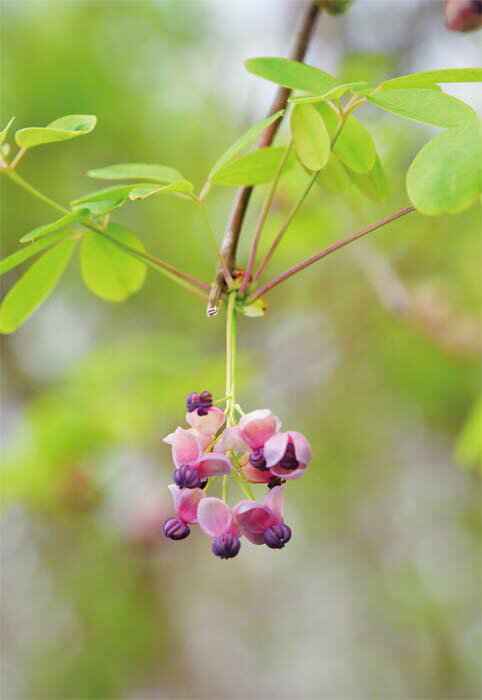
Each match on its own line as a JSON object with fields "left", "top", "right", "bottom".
{"left": 247, "top": 206, "right": 416, "bottom": 302}
{"left": 206, "top": 1, "right": 321, "bottom": 316}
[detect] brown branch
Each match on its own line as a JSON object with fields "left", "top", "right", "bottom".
{"left": 206, "top": 1, "right": 321, "bottom": 316}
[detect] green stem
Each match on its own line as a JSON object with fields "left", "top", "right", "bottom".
{"left": 4, "top": 169, "right": 68, "bottom": 215}
{"left": 198, "top": 202, "right": 234, "bottom": 287}
{"left": 225, "top": 290, "right": 237, "bottom": 425}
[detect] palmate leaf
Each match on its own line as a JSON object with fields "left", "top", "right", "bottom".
{"left": 245, "top": 57, "right": 337, "bottom": 95}
{"left": 80, "top": 223, "right": 146, "bottom": 302}
{"left": 19, "top": 209, "right": 90, "bottom": 243}
{"left": 379, "top": 68, "right": 482, "bottom": 90}
{"left": 368, "top": 88, "right": 476, "bottom": 128}
{"left": 407, "top": 118, "right": 482, "bottom": 215}
{"left": 208, "top": 110, "right": 284, "bottom": 180}
{"left": 211, "top": 147, "right": 293, "bottom": 186}
{"left": 87, "top": 162, "right": 183, "bottom": 184}
{"left": 15, "top": 114, "right": 97, "bottom": 150}
{"left": 290, "top": 104, "right": 330, "bottom": 171}
{"left": 316, "top": 103, "right": 376, "bottom": 174}
{"left": 0, "top": 231, "right": 71, "bottom": 276}
{"left": 0, "top": 239, "right": 76, "bottom": 333}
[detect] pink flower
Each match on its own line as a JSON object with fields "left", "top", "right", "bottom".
{"left": 238, "top": 409, "right": 281, "bottom": 450}
{"left": 186, "top": 406, "right": 226, "bottom": 436}
{"left": 263, "top": 430, "right": 311, "bottom": 480}
{"left": 163, "top": 484, "right": 206, "bottom": 541}
{"left": 197, "top": 497, "right": 242, "bottom": 559}
{"left": 164, "top": 427, "right": 233, "bottom": 488}
{"left": 233, "top": 486, "right": 292, "bottom": 548}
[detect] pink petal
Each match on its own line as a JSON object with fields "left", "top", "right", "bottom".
{"left": 186, "top": 407, "right": 226, "bottom": 436}
{"left": 263, "top": 431, "right": 289, "bottom": 468}
{"left": 238, "top": 409, "right": 281, "bottom": 450}
{"left": 233, "top": 501, "right": 275, "bottom": 533}
{"left": 197, "top": 453, "right": 233, "bottom": 477}
{"left": 264, "top": 485, "right": 285, "bottom": 522}
{"left": 197, "top": 497, "right": 232, "bottom": 537}
{"left": 270, "top": 462, "right": 307, "bottom": 480}
{"left": 241, "top": 463, "right": 272, "bottom": 483}
{"left": 290, "top": 431, "right": 312, "bottom": 464}
{"left": 214, "top": 426, "right": 249, "bottom": 454}
{"left": 243, "top": 530, "right": 266, "bottom": 545}
{"left": 171, "top": 427, "right": 202, "bottom": 468}
{"left": 168, "top": 484, "right": 205, "bottom": 523}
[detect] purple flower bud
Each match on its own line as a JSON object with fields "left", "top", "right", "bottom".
{"left": 212, "top": 533, "right": 241, "bottom": 559}
{"left": 263, "top": 523, "right": 292, "bottom": 549}
{"left": 249, "top": 448, "right": 268, "bottom": 471}
{"left": 173, "top": 464, "right": 202, "bottom": 489}
{"left": 186, "top": 391, "right": 213, "bottom": 416}
{"left": 279, "top": 441, "right": 299, "bottom": 471}
{"left": 163, "top": 518, "right": 190, "bottom": 540}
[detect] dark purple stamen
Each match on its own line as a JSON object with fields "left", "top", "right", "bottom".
{"left": 268, "top": 476, "right": 285, "bottom": 489}
{"left": 279, "top": 441, "right": 299, "bottom": 471}
{"left": 249, "top": 448, "right": 268, "bottom": 471}
{"left": 173, "top": 464, "right": 202, "bottom": 489}
{"left": 163, "top": 518, "right": 190, "bottom": 541}
{"left": 264, "top": 523, "right": 292, "bottom": 549}
{"left": 212, "top": 533, "right": 241, "bottom": 559}
{"left": 186, "top": 391, "right": 213, "bottom": 416}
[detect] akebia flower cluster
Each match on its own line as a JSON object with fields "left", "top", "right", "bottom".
{"left": 162, "top": 392, "right": 312, "bottom": 559}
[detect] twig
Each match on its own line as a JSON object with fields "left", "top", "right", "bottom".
{"left": 206, "top": 1, "right": 321, "bottom": 316}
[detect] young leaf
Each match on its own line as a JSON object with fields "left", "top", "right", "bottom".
{"left": 19, "top": 209, "right": 90, "bottom": 243}
{"left": 368, "top": 88, "right": 476, "bottom": 128}
{"left": 0, "top": 239, "right": 76, "bottom": 333}
{"left": 380, "top": 68, "right": 482, "bottom": 90}
{"left": 208, "top": 110, "right": 284, "bottom": 180}
{"left": 0, "top": 231, "right": 71, "bottom": 276}
{"left": 245, "top": 57, "right": 337, "bottom": 95}
{"left": 349, "top": 156, "right": 389, "bottom": 201}
{"left": 210, "top": 147, "right": 293, "bottom": 186}
{"left": 289, "top": 81, "right": 368, "bottom": 104}
{"left": 87, "top": 162, "right": 183, "bottom": 184}
{"left": 0, "top": 117, "right": 15, "bottom": 148}
{"left": 290, "top": 104, "right": 330, "bottom": 171}
{"left": 15, "top": 115, "right": 97, "bottom": 150}
{"left": 316, "top": 103, "right": 376, "bottom": 174}
{"left": 129, "top": 180, "right": 194, "bottom": 200}
{"left": 71, "top": 184, "right": 146, "bottom": 216}
{"left": 406, "top": 119, "right": 482, "bottom": 215}
{"left": 80, "top": 223, "right": 146, "bottom": 302}
{"left": 316, "top": 153, "right": 352, "bottom": 194}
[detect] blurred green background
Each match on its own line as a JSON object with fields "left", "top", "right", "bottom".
{"left": 1, "top": 1, "right": 481, "bottom": 698}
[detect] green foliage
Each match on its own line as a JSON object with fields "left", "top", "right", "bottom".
{"left": 316, "top": 153, "right": 352, "bottom": 194}
{"left": 407, "top": 119, "right": 482, "bottom": 215}
{"left": 245, "top": 57, "right": 337, "bottom": 94}
{"left": 316, "top": 103, "right": 376, "bottom": 174}
{"left": 0, "top": 238, "right": 76, "bottom": 333}
{"left": 455, "top": 398, "right": 482, "bottom": 470}
{"left": 208, "top": 110, "right": 284, "bottom": 180}
{"left": 19, "top": 209, "right": 90, "bottom": 242}
{"left": 380, "top": 68, "right": 482, "bottom": 90}
{"left": 15, "top": 114, "right": 97, "bottom": 149}
{"left": 349, "top": 156, "right": 389, "bottom": 201}
{"left": 71, "top": 184, "right": 141, "bottom": 215}
{"left": 0, "top": 231, "right": 70, "bottom": 275}
{"left": 128, "top": 180, "right": 194, "bottom": 200}
{"left": 87, "top": 162, "right": 183, "bottom": 184}
{"left": 368, "top": 88, "right": 476, "bottom": 128}
{"left": 289, "top": 81, "right": 368, "bottom": 104}
{"left": 290, "top": 103, "right": 330, "bottom": 171}
{"left": 0, "top": 116, "right": 15, "bottom": 148}
{"left": 80, "top": 224, "right": 146, "bottom": 302}
{"left": 317, "top": 0, "right": 354, "bottom": 15}
{"left": 210, "top": 146, "right": 292, "bottom": 185}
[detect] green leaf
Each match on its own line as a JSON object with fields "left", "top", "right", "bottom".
{"left": 80, "top": 223, "right": 146, "bottom": 302}
{"left": 290, "top": 104, "right": 330, "bottom": 171}
{"left": 289, "top": 81, "right": 368, "bottom": 104}
{"left": 19, "top": 209, "right": 90, "bottom": 243}
{"left": 380, "top": 68, "right": 482, "bottom": 90}
{"left": 368, "top": 89, "right": 476, "bottom": 128}
{"left": 316, "top": 103, "right": 376, "bottom": 173}
{"left": 349, "top": 156, "right": 389, "bottom": 201}
{"left": 128, "top": 180, "right": 194, "bottom": 200}
{"left": 0, "top": 239, "right": 76, "bottom": 333}
{"left": 87, "top": 162, "right": 183, "bottom": 184}
{"left": 0, "top": 231, "right": 71, "bottom": 276}
{"left": 0, "top": 117, "right": 15, "bottom": 148}
{"left": 316, "top": 153, "right": 352, "bottom": 194}
{"left": 245, "top": 57, "right": 337, "bottom": 95}
{"left": 211, "top": 147, "right": 292, "bottom": 186}
{"left": 455, "top": 398, "right": 482, "bottom": 470}
{"left": 208, "top": 110, "right": 284, "bottom": 180}
{"left": 15, "top": 114, "right": 97, "bottom": 150}
{"left": 71, "top": 184, "right": 141, "bottom": 216}
{"left": 406, "top": 119, "right": 482, "bottom": 215}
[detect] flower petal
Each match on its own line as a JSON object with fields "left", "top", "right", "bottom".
{"left": 270, "top": 462, "right": 307, "bottom": 480}
{"left": 197, "top": 497, "right": 232, "bottom": 537}
{"left": 238, "top": 409, "right": 281, "bottom": 450}
{"left": 290, "top": 431, "right": 312, "bottom": 465}
{"left": 214, "top": 426, "right": 249, "bottom": 454}
{"left": 171, "top": 427, "right": 202, "bottom": 468}
{"left": 263, "top": 431, "right": 289, "bottom": 468}
{"left": 264, "top": 485, "right": 285, "bottom": 522}
{"left": 233, "top": 501, "right": 275, "bottom": 533}
{"left": 241, "top": 463, "right": 273, "bottom": 483}
{"left": 168, "top": 484, "right": 205, "bottom": 523}
{"left": 198, "top": 453, "right": 233, "bottom": 477}
{"left": 186, "top": 407, "right": 226, "bottom": 436}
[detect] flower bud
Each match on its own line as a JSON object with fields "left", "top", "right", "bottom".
{"left": 264, "top": 523, "right": 292, "bottom": 549}
{"left": 212, "top": 533, "right": 241, "bottom": 559}
{"left": 445, "top": 0, "right": 482, "bottom": 32}
{"left": 318, "top": 0, "right": 354, "bottom": 15}
{"left": 173, "top": 464, "right": 202, "bottom": 489}
{"left": 249, "top": 448, "right": 268, "bottom": 471}
{"left": 186, "top": 391, "right": 213, "bottom": 416}
{"left": 163, "top": 518, "right": 190, "bottom": 540}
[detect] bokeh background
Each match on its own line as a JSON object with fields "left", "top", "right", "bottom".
{"left": 1, "top": 1, "right": 481, "bottom": 698}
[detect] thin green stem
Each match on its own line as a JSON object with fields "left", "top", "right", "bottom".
{"left": 225, "top": 290, "right": 237, "bottom": 425}
{"left": 9, "top": 148, "right": 27, "bottom": 170}
{"left": 239, "top": 141, "right": 293, "bottom": 296}
{"left": 232, "top": 468, "right": 254, "bottom": 500}
{"left": 222, "top": 475, "right": 227, "bottom": 502}
{"left": 198, "top": 202, "right": 234, "bottom": 288}
{"left": 3, "top": 168, "right": 68, "bottom": 215}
